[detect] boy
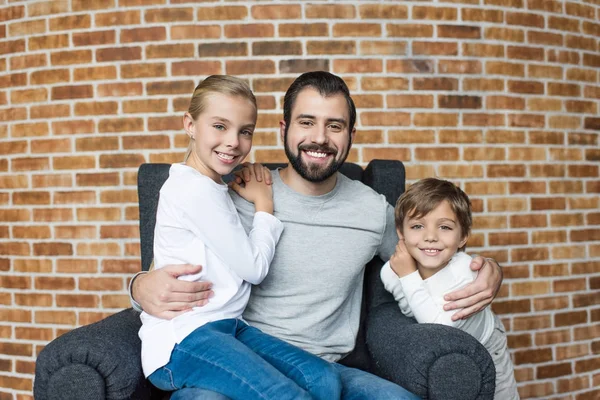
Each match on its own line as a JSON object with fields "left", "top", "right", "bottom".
{"left": 380, "top": 177, "right": 519, "bottom": 399}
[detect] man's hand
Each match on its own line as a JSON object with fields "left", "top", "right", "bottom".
{"left": 133, "top": 264, "right": 213, "bottom": 320}
{"left": 443, "top": 256, "right": 503, "bottom": 321}
{"left": 234, "top": 162, "right": 272, "bottom": 185}
{"left": 389, "top": 238, "right": 417, "bottom": 278}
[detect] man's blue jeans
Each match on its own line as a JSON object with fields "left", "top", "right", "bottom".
{"left": 169, "top": 357, "right": 420, "bottom": 400}
{"left": 148, "top": 318, "right": 341, "bottom": 400}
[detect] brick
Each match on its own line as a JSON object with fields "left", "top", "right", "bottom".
{"left": 566, "top": 35, "right": 597, "bottom": 51}
{"left": 555, "top": 311, "right": 588, "bottom": 327}
{"left": 575, "top": 357, "right": 600, "bottom": 374}
{"left": 102, "top": 295, "right": 132, "bottom": 309}
{"left": 548, "top": 16, "right": 581, "bottom": 32}
{"left": 122, "top": 99, "right": 168, "bottom": 114}
{"left": 537, "top": 363, "right": 572, "bottom": 379}
{"left": 198, "top": 42, "right": 249, "bottom": 58}
{"left": 352, "top": 94, "right": 383, "bottom": 109}
{"left": 413, "top": 6, "right": 457, "bottom": 20}
{"left": 535, "top": 329, "right": 571, "bottom": 345}
{"left": 463, "top": 78, "right": 504, "bottom": 92}
{"left": 359, "top": 4, "right": 408, "bottom": 19}
{"left": 147, "top": 81, "right": 194, "bottom": 96}
{"left": 508, "top": 80, "right": 544, "bottom": 94}
{"left": 13, "top": 191, "right": 50, "bottom": 205}
{"left": 532, "top": 230, "right": 567, "bottom": 244}
{"left": 528, "top": 31, "right": 563, "bottom": 46}
{"left": 487, "top": 164, "right": 526, "bottom": 178}
{"left": 463, "top": 43, "right": 504, "bottom": 58}
{"left": 487, "top": 96, "right": 524, "bottom": 110}
{"left": 97, "top": 46, "right": 141, "bottom": 62}
{"left": 533, "top": 296, "right": 570, "bottom": 311}
{"left": 121, "top": 27, "right": 166, "bottom": 43}
{"left": 472, "top": 215, "right": 507, "bottom": 230}
{"left": 99, "top": 154, "right": 145, "bottom": 169}
{"left": 10, "top": 54, "right": 47, "bottom": 70}
{"left": 56, "top": 259, "right": 98, "bottom": 273}
{"left": 196, "top": 5, "right": 246, "bottom": 20}
{"left": 547, "top": 49, "right": 580, "bottom": 65}
{"left": 514, "top": 348, "right": 553, "bottom": 365}
{"left": 253, "top": 77, "right": 296, "bottom": 93}
{"left": 487, "top": 197, "right": 526, "bottom": 211}
{"left": 145, "top": 7, "right": 193, "bottom": 23}
{"left": 509, "top": 114, "right": 545, "bottom": 128}
{"left": 387, "top": 95, "right": 432, "bottom": 109}
{"left": 361, "top": 112, "right": 410, "bottom": 127}
{"left": 102, "top": 259, "right": 141, "bottom": 274}
{"left": 557, "top": 376, "right": 590, "bottom": 393}
{"left": 9, "top": 19, "right": 46, "bottom": 36}
{"left": 50, "top": 14, "right": 91, "bottom": 31}
{"left": 280, "top": 59, "right": 329, "bottom": 74}
{"left": 225, "top": 24, "right": 274, "bottom": 39}
{"left": 122, "top": 135, "right": 170, "bottom": 150}
{"left": 485, "top": 27, "right": 524, "bottom": 42}
{"left": 465, "top": 113, "right": 506, "bottom": 128}
{"left": 413, "top": 41, "right": 458, "bottom": 56}
{"left": 305, "top": 4, "right": 355, "bottom": 19}
{"left": 226, "top": 60, "right": 275, "bottom": 75}
{"left": 33, "top": 208, "right": 72, "bottom": 222}
{"left": 95, "top": 10, "right": 140, "bottom": 26}
{"left": 438, "top": 60, "right": 481, "bottom": 74}
{"left": 387, "top": 60, "right": 433, "bottom": 75}
{"left": 79, "top": 277, "right": 123, "bottom": 291}
{"left": 569, "top": 165, "right": 598, "bottom": 177}
{"left": 279, "top": 23, "right": 328, "bottom": 38}
{"left": 388, "top": 24, "right": 433, "bottom": 38}
{"left": 489, "top": 232, "right": 528, "bottom": 246}
{"left": 362, "top": 148, "right": 411, "bottom": 164}
{"left": 415, "top": 147, "right": 459, "bottom": 161}
{"left": 414, "top": 78, "right": 458, "bottom": 91}
{"left": 528, "top": 64, "right": 563, "bottom": 79}
{"left": 120, "top": 63, "right": 165, "bottom": 79}
{"left": 493, "top": 300, "right": 531, "bottom": 315}
{"left": 29, "top": 34, "right": 69, "bottom": 50}
{"left": 77, "top": 242, "right": 121, "bottom": 256}
{"left": 0, "top": 39, "right": 25, "bottom": 56}
{"left": 11, "top": 157, "right": 50, "bottom": 171}
{"left": 54, "top": 191, "right": 97, "bottom": 205}
{"left": 147, "top": 43, "right": 194, "bottom": 59}
{"left": 0, "top": 275, "right": 30, "bottom": 289}
{"left": 175, "top": 61, "right": 217, "bottom": 79}
{"left": 251, "top": 5, "right": 301, "bottom": 19}
{"left": 486, "top": 61, "right": 525, "bottom": 77}
{"left": 13, "top": 259, "right": 52, "bottom": 273}
{"left": 253, "top": 41, "right": 302, "bottom": 56}
{"left": 333, "top": 23, "right": 381, "bottom": 37}
{"left": 73, "top": 30, "right": 115, "bottom": 46}
{"left": 15, "top": 327, "right": 53, "bottom": 341}
{"left": 388, "top": 130, "right": 434, "bottom": 144}
{"left": 35, "top": 276, "right": 75, "bottom": 291}
{"left": 57, "top": 294, "right": 100, "bottom": 308}
{"left": 33, "top": 243, "right": 73, "bottom": 256}
{"left": 438, "top": 25, "right": 480, "bottom": 39}
{"left": 171, "top": 25, "right": 220, "bottom": 40}
{"left": 527, "top": 98, "right": 562, "bottom": 112}
{"left": 512, "top": 281, "right": 551, "bottom": 296}
{"left": 51, "top": 85, "right": 93, "bottom": 101}
{"left": 35, "top": 310, "right": 76, "bottom": 325}
{"left": 566, "top": 68, "right": 597, "bottom": 83}
{"left": 0, "top": 72, "right": 26, "bottom": 88}
{"left": 439, "top": 130, "right": 482, "bottom": 144}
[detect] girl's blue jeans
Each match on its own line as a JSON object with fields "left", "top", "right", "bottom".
{"left": 148, "top": 318, "right": 342, "bottom": 400}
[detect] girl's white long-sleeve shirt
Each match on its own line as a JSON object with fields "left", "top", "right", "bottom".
{"left": 139, "top": 163, "right": 284, "bottom": 377}
{"left": 380, "top": 252, "right": 494, "bottom": 345}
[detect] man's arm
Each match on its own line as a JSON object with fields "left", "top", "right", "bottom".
{"left": 130, "top": 264, "right": 213, "bottom": 319}
{"left": 443, "top": 257, "right": 503, "bottom": 321}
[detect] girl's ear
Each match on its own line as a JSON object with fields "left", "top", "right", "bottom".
{"left": 183, "top": 113, "right": 195, "bottom": 139}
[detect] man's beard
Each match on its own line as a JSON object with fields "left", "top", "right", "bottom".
{"left": 284, "top": 128, "right": 350, "bottom": 183}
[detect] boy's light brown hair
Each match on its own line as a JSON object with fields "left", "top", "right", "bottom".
{"left": 395, "top": 177, "right": 472, "bottom": 251}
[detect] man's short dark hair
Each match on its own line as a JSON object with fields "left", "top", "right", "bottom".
{"left": 283, "top": 71, "right": 356, "bottom": 134}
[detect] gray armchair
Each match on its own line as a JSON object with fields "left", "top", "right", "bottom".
{"left": 35, "top": 160, "right": 495, "bottom": 399}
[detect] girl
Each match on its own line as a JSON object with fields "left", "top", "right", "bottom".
{"left": 140, "top": 75, "right": 341, "bottom": 400}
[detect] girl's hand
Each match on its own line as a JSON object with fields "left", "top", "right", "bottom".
{"left": 389, "top": 237, "right": 417, "bottom": 278}
{"left": 234, "top": 162, "right": 272, "bottom": 185}
{"left": 230, "top": 166, "right": 274, "bottom": 214}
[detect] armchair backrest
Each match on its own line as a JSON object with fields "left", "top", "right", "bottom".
{"left": 136, "top": 162, "right": 369, "bottom": 272}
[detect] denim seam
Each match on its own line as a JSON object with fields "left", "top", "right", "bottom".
{"left": 175, "top": 347, "right": 270, "bottom": 400}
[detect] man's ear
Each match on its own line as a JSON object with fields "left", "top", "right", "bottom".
{"left": 279, "top": 120, "right": 286, "bottom": 143}
{"left": 350, "top": 127, "right": 356, "bottom": 145}
{"left": 183, "top": 113, "right": 195, "bottom": 139}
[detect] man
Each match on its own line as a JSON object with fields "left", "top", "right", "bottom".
{"left": 131, "top": 71, "right": 502, "bottom": 399}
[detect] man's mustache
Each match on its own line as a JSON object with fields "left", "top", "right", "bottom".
{"left": 298, "top": 144, "right": 337, "bottom": 155}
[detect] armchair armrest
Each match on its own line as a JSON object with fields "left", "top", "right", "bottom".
{"left": 34, "top": 308, "right": 152, "bottom": 400}
{"left": 366, "top": 303, "right": 496, "bottom": 400}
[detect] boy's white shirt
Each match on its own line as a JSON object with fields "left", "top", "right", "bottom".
{"left": 139, "top": 163, "right": 284, "bottom": 377}
{"left": 380, "top": 252, "right": 495, "bottom": 345}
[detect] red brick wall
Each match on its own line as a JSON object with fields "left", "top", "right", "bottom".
{"left": 1, "top": 1, "right": 599, "bottom": 398}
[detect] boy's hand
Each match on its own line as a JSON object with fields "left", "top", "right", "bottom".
{"left": 443, "top": 257, "right": 503, "bottom": 320}
{"left": 389, "top": 238, "right": 417, "bottom": 278}
{"left": 230, "top": 166, "right": 274, "bottom": 214}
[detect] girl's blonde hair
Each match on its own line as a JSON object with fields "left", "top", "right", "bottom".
{"left": 184, "top": 75, "right": 257, "bottom": 162}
